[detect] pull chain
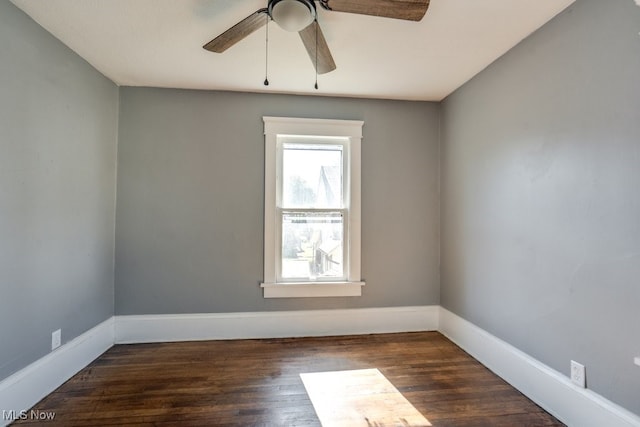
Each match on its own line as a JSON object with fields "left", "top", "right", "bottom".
{"left": 314, "top": 18, "right": 319, "bottom": 90}
{"left": 264, "top": 14, "right": 270, "bottom": 86}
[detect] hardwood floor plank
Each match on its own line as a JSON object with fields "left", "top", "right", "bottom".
{"left": 13, "top": 332, "right": 564, "bottom": 426}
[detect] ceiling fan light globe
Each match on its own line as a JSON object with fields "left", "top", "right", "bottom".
{"left": 271, "top": 0, "right": 315, "bottom": 32}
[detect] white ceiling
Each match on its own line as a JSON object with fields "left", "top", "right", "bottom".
{"left": 11, "top": 0, "right": 575, "bottom": 101}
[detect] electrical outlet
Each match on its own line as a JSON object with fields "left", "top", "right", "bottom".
{"left": 634, "top": 357, "right": 640, "bottom": 367}
{"left": 51, "top": 329, "right": 61, "bottom": 350}
{"left": 571, "top": 360, "right": 586, "bottom": 388}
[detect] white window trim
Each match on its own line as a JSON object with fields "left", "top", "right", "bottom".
{"left": 261, "top": 116, "right": 364, "bottom": 298}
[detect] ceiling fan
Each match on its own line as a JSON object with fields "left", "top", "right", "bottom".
{"left": 203, "top": 0, "right": 431, "bottom": 75}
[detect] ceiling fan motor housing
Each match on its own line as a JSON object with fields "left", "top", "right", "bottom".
{"left": 268, "top": 0, "right": 317, "bottom": 32}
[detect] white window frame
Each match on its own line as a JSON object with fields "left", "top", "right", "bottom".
{"left": 261, "top": 117, "right": 365, "bottom": 298}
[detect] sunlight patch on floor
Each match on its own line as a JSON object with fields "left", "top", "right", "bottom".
{"left": 300, "top": 368, "right": 431, "bottom": 427}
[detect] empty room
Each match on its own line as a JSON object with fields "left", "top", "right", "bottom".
{"left": 0, "top": 0, "right": 638, "bottom": 425}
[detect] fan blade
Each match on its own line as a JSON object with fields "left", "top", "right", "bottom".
{"left": 203, "top": 9, "right": 268, "bottom": 53}
{"left": 321, "top": 0, "right": 430, "bottom": 21}
{"left": 299, "top": 21, "right": 336, "bottom": 75}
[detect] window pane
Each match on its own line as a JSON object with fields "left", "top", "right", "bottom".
{"left": 282, "top": 143, "right": 343, "bottom": 208}
{"left": 281, "top": 211, "right": 344, "bottom": 280}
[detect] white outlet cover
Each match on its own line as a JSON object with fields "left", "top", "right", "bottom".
{"left": 51, "top": 329, "right": 61, "bottom": 350}
{"left": 634, "top": 357, "right": 640, "bottom": 367}
{"left": 571, "top": 360, "right": 586, "bottom": 388}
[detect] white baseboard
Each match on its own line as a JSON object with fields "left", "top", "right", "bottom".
{"left": 438, "top": 307, "right": 640, "bottom": 427}
{"left": 0, "top": 318, "right": 114, "bottom": 427}
{"left": 4, "top": 307, "right": 638, "bottom": 427}
{"left": 115, "top": 305, "right": 439, "bottom": 343}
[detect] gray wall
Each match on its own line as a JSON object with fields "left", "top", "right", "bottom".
{"left": 441, "top": 0, "right": 640, "bottom": 414}
{"left": 0, "top": 1, "right": 118, "bottom": 381}
{"left": 115, "top": 88, "right": 440, "bottom": 314}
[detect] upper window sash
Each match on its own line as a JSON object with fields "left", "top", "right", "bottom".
{"left": 277, "top": 137, "right": 349, "bottom": 211}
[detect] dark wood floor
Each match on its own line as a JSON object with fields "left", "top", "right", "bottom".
{"left": 15, "top": 332, "right": 564, "bottom": 426}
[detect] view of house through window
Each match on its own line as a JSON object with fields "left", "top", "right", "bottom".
{"left": 279, "top": 140, "right": 347, "bottom": 281}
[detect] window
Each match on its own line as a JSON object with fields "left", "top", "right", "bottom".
{"left": 261, "top": 117, "right": 364, "bottom": 298}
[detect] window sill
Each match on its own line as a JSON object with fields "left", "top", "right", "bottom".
{"left": 260, "top": 282, "right": 365, "bottom": 298}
